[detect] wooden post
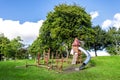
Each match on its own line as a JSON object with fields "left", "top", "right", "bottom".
{"left": 59, "top": 57, "right": 64, "bottom": 71}
{"left": 48, "top": 48, "right": 50, "bottom": 60}
{"left": 56, "top": 51, "right": 59, "bottom": 68}
{"left": 44, "top": 53, "right": 48, "bottom": 65}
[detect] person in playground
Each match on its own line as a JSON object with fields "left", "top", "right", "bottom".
{"left": 70, "top": 38, "right": 91, "bottom": 70}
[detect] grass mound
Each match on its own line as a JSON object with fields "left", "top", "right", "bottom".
{"left": 0, "top": 56, "right": 120, "bottom": 80}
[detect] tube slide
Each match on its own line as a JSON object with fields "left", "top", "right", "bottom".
{"left": 78, "top": 47, "right": 91, "bottom": 70}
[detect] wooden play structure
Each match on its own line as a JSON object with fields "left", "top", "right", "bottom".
{"left": 24, "top": 49, "right": 65, "bottom": 72}
{"left": 71, "top": 38, "right": 83, "bottom": 64}
{"left": 32, "top": 38, "right": 83, "bottom": 71}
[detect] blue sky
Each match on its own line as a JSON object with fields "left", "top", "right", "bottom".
{"left": 0, "top": 0, "right": 120, "bottom": 45}
{"left": 0, "top": 0, "right": 120, "bottom": 25}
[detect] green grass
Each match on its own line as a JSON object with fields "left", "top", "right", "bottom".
{"left": 0, "top": 56, "right": 120, "bottom": 80}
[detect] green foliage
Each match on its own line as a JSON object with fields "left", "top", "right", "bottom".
{"left": 84, "top": 25, "right": 109, "bottom": 56}
{"left": 0, "top": 35, "right": 24, "bottom": 59}
{"left": 37, "top": 4, "right": 92, "bottom": 55}
{"left": 106, "top": 27, "right": 120, "bottom": 55}
{"left": 28, "top": 37, "right": 42, "bottom": 57}
{"left": 8, "top": 36, "right": 24, "bottom": 59}
{"left": 17, "top": 48, "right": 28, "bottom": 59}
{"left": 0, "top": 36, "right": 10, "bottom": 56}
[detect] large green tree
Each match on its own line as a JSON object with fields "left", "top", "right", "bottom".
{"left": 37, "top": 4, "right": 92, "bottom": 57}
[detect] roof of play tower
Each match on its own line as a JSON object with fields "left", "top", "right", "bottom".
{"left": 72, "top": 38, "right": 80, "bottom": 46}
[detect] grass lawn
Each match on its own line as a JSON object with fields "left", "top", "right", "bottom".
{"left": 0, "top": 56, "right": 120, "bottom": 80}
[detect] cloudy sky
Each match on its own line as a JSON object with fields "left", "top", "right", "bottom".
{"left": 0, "top": 0, "right": 120, "bottom": 45}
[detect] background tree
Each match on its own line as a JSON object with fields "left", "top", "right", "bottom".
{"left": 8, "top": 36, "right": 24, "bottom": 59}
{"left": 84, "top": 25, "right": 109, "bottom": 56}
{"left": 0, "top": 34, "right": 26, "bottom": 59}
{"left": 0, "top": 34, "right": 10, "bottom": 59}
{"left": 17, "top": 48, "right": 28, "bottom": 59}
{"left": 28, "top": 37, "right": 42, "bottom": 58}
{"left": 106, "top": 27, "right": 120, "bottom": 55}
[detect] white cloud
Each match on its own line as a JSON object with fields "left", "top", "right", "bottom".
{"left": 0, "top": 18, "right": 44, "bottom": 45}
{"left": 102, "top": 13, "right": 120, "bottom": 30}
{"left": 102, "top": 20, "right": 112, "bottom": 30}
{"left": 113, "top": 13, "right": 120, "bottom": 29}
{"left": 114, "top": 13, "right": 120, "bottom": 21}
{"left": 90, "top": 11, "right": 99, "bottom": 20}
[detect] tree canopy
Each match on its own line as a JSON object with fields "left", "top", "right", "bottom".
{"left": 36, "top": 4, "right": 92, "bottom": 55}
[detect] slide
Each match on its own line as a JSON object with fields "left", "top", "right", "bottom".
{"left": 78, "top": 47, "right": 91, "bottom": 70}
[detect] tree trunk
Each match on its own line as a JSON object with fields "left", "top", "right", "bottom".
{"left": 95, "top": 48, "right": 97, "bottom": 56}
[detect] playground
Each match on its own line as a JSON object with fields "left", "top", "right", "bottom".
{"left": 0, "top": 38, "right": 119, "bottom": 79}
{"left": 14, "top": 38, "right": 91, "bottom": 72}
